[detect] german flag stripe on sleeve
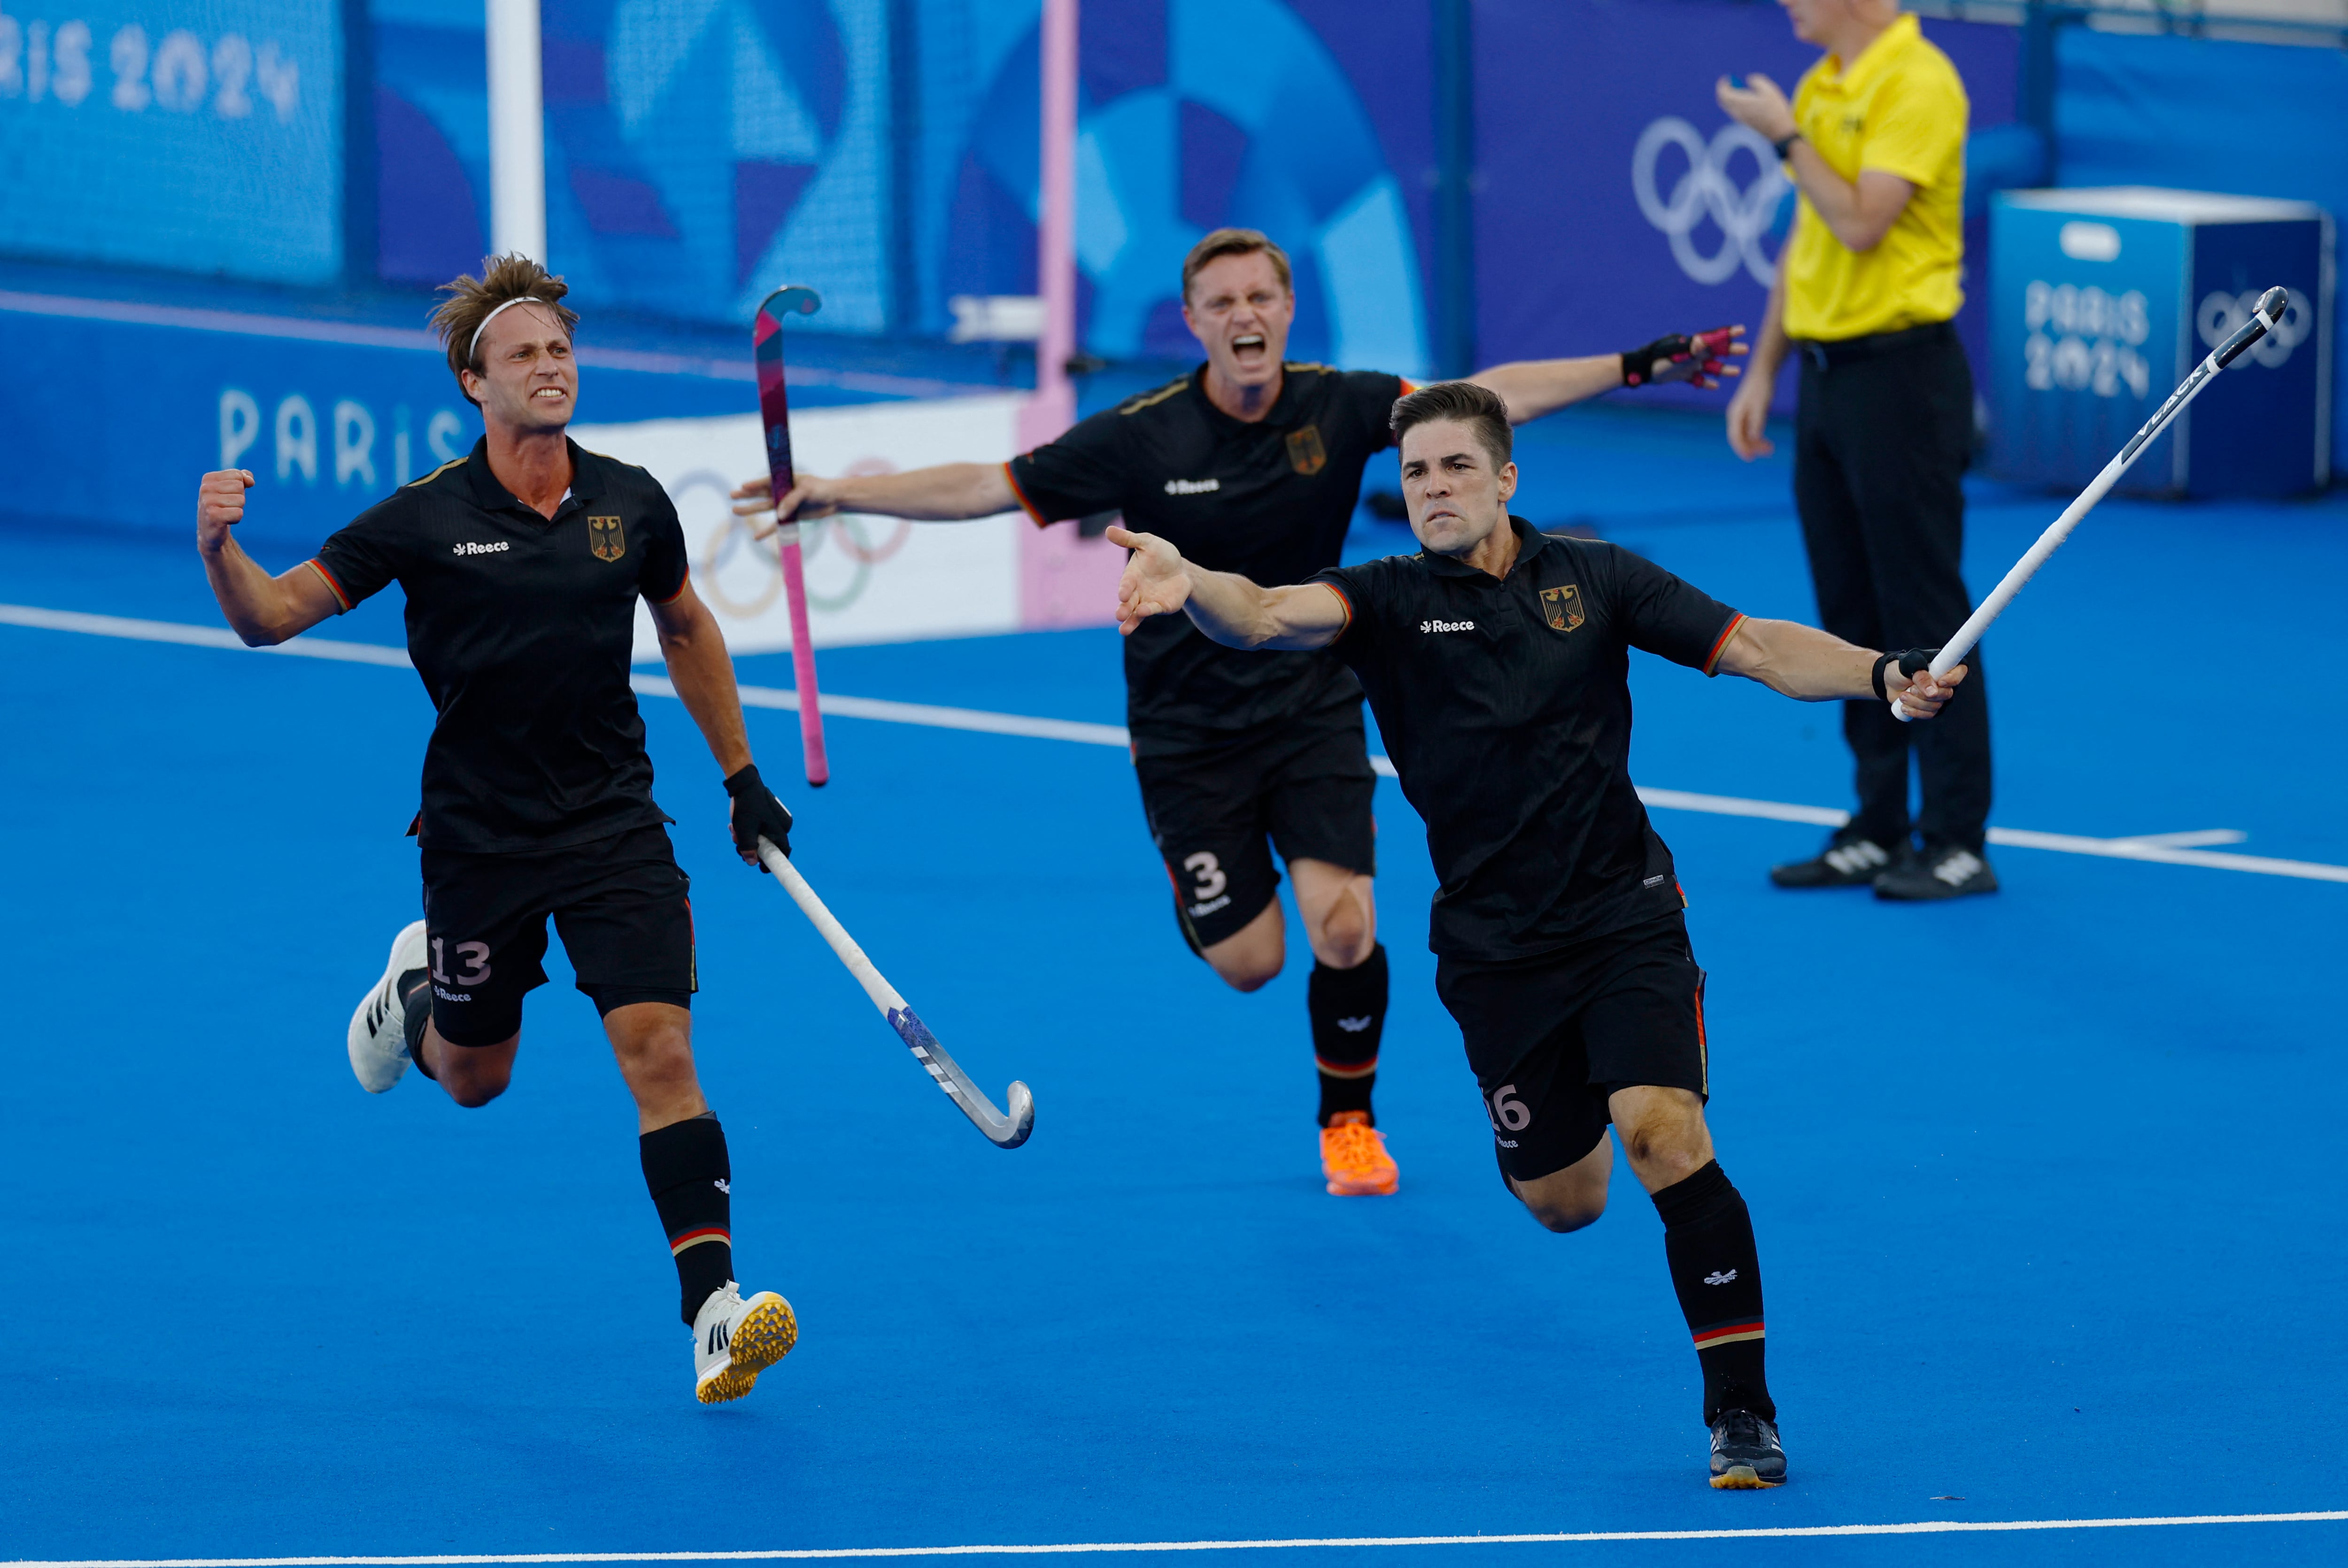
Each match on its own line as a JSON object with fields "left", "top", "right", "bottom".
{"left": 649, "top": 565, "right": 691, "bottom": 606}
{"left": 303, "top": 558, "right": 352, "bottom": 612}
{"left": 1702, "top": 611, "right": 1746, "bottom": 676}
{"left": 1001, "top": 461, "right": 1049, "bottom": 528}
{"left": 1321, "top": 580, "right": 1353, "bottom": 635}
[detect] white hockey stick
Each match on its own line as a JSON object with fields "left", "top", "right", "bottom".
{"left": 756, "top": 837, "right": 1034, "bottom": 1149}
{"left": 1894, "top": 285, "right": 2291, "bottom": 719}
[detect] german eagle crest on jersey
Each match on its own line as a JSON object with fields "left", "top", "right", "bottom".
{"left": 1541, "top": 584, "right": 1584, "bottom": 633}
{"left": 587, "top": 516, "right": 626, "bottom": 562}
{"left": 1285, "top": 425, "right": 1327, "bottom": 476}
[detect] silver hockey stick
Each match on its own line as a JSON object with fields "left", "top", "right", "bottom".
{"left": 756, "top": 837, "right": 1034, "bottom": 1148}
{"left": 1895, "top": 285, "right": 2291, "bottom": 719}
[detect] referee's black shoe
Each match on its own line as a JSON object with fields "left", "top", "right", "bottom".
{"left": 1874, "top": 841, "right": 1998, "bottom": 902}
{"left": 1708, "top": 1409, "right": 1786, "bottom": 1489}
{"left": 1768, "top": 829, "right": 1899, "bottom": 889}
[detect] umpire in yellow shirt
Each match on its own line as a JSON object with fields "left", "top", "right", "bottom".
{"left": 1718, "top": 0, "right": 1994, "bottom": 901}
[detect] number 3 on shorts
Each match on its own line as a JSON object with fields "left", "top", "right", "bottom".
{"left": 1182, "top": 851, "right": 1228, "bottom": 902}
{"left": 1488, "top": 1083, "right": 1531, "bottom": 1134}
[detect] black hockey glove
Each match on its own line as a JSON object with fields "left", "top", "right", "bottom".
{"left": 1621, "top": 326, "right": 1738, "bottom": 389}
{"left": 724, "top": 763, "right": 795, "bottom": 869}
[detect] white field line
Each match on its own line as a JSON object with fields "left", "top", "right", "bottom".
{"left": 8, "top": 1510, "right": 2346, "bottom": 1566}
{"left": 9, "top": 602, "right": 2346, "bottom": 886}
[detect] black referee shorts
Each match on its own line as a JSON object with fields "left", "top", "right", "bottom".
{"left": 1135, "top": 704, "right": 1377, "bottom": 952}
{"left": 418, "top": 824, "right": 697, "bottom": 1046}
{"left": 1436, "top": 913, "right": 1709, "bottom": 1184}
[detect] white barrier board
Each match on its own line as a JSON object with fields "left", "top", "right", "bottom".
{"left": 575, "top": 394, "right": 1032, "bottom": 659}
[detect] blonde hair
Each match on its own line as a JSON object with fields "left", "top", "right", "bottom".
{"left": 430, "top": 254, "right": 580, "bottom": 398}
{"left": 1181, "top": 228, "right": 1293, "bottom": 302}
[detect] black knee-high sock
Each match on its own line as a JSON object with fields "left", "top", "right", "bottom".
{"left": 1309, "top": 943, "right": 1387, "bottom": 1126}
{"left": 399, "top": 971, "right": 435, "bottom": 1080}
{"left": 640, "top": 1114, "right": 734, "bottom": 1325}
{"left": 1652, "top": 1159, "right": 1774, "bottom": 1425}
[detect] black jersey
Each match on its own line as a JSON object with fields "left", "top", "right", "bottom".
{"left": 1006, "top": 363, "right": 1409, "bottom": 755}
{"left": 1312, "top": 519, "right": 1744, "bottom": 962}
{"left": 308, "top": 437, "right": 691, "bottom": 854}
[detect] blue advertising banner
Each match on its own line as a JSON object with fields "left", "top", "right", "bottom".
{"left": 1470, "top": 0, "right": 2016, "bottom": 413}
{"left": 0, "top": 0, "right": 341, "bottom": 282}
{"left": 0, "top": 299, "right": 760, "bottom": 547}
{"left": 371, "top": 0, "right": 1438, "bottom": 371}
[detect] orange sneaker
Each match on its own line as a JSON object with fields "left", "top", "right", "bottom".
{"left": 1319, "top": 1111, "right": 1400, "bottom": 1196}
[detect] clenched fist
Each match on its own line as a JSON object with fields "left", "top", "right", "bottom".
{"left": 197, "top": 470, "right": 255, "bottom": 553}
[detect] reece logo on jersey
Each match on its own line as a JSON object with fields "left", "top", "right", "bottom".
{"left": 1165, "top": 477, "right": 1221, "bottom": 495}
{"left": 454, "top": 541, "right": 510, "bottom": 557}
{"left": 1420, "top": 618, "right": 1475, "bottom": 634}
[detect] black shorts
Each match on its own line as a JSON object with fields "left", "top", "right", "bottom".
{"left": 418, "top": 824, "right": 697, "bottom": 1047}
{"left": 1134, "top": 705, "right": 1377, "bottom": 951}
{"left": 1435, "top": 913, "right": 1709, "bottom": 1183}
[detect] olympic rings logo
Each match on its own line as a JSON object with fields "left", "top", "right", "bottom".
{"left": 1631, "top": 116, "right": 1791, "bottom": 287}
{"left": 673, "top": 460, "right": 915, "bottom": 620}
{"left": 2198, "top": 288, "right": 2310, "bottom": 369}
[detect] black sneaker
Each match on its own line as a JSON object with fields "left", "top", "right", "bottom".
{"left": 1874, "top": 842, "right": 1998, "bottom": 901}
{"left": 1769, "top": 831, "right": 1898, "bottom": 889}
{"left": 1708, "top": 1408, "right": 1786, "bottom": 1489}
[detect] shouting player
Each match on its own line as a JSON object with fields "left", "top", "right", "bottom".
{"left": 733, "top": 227, "right": 1740, "bottom": 1197}
{"left": 193, "top": 256, "right": 803, "bottom": 1405}
{"left": 1107, "top": 379, "right": 1966, "bottom": 1488}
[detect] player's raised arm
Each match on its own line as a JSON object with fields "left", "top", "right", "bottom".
{"left": 195, "top": 469, "right": 344, "bottom": 646}
{"left": 1469, "top": 326, "right": 1749, "bottom": 425}
{"left": 1106, "top": 524, "right": 1347, "bottom": 651}
{"left": 729, "top": 462, "right": 1017, "bottom": 532}
{"left": 1712, "top": 616, "right": 1966, "bottom": 719}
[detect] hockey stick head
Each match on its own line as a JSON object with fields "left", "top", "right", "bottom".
{"left": 755, "top": 286, "right": 822, "bottom": 330}
{"left": 2214, "top": 286, "right": 2289, "bottom": 369}
{"left": 888, "top": 1005, "right": 1035, "bottom": 1149}
{"left": 998, "top": 1079, "right": 1037, "bottom": 1150}
{"left": 754, "top": 286, "right": 825, "bottom": 497}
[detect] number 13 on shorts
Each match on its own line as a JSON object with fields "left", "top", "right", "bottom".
{"left": 431, "top": 936, "right": 492, "bottom": 987}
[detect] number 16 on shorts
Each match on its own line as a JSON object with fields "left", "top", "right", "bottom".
{"left": 1487, "top": 1082, "right": 1530, "bottom": 1149}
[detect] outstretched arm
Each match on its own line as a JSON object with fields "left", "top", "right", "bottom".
{"left": 1106, "top": 525, "right": 1349, "bottom": 651}
{"left": 1714, "top": 616, "right": 1965, "bottom": 718}
{"left": 1468, "top": 355, "right": 1633, "bottom": 424}
{"left": 1470, "top": 326, "right": 1748, "bottom": 425}
{"left": 196, "top": 469, "right": 343, "bottom": 645}
{"left": 730, "top": 462, "right": 1017, "bottom": 533}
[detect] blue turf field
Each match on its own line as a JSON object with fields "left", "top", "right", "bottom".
{"left": 2, "top": 408, "right": 2345, "bottom": 1566}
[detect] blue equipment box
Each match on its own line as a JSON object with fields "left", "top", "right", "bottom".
{"left": 1989, "top": 188, "right": 2331, "bottom": 497}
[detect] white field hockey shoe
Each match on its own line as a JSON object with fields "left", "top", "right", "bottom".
{"left": 692, "top": 1281, "right": 798, "bottom": 1404}
{"left": 346, "top": 920, "right": 428, "bottom": 1094}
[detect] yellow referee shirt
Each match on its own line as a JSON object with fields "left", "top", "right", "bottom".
{"left": 1780, "top": 13, "right": 1968, "bottom": 342}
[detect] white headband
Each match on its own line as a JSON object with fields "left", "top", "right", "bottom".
{"left": 469, "top": 296, "right": 551, "bottom": 362}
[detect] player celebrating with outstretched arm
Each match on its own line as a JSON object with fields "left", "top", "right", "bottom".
{"left": 193, "top": 256, "right": 803, "bottom": 1406}
{"left": 733, "top": 227, "right": 1741, "bottom": 1198}
{"left": 1108, "top": 379, "right": 1965, "bottom": 1489}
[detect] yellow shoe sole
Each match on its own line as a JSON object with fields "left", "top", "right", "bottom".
{"left": 695, "top": 1293, "right": 798, "bottom": 1405}
{"left": 1709, "top": 1465, "right": 1783, "bottom": 1490}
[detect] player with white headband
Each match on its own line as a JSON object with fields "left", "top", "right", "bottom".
{"left": 191, "top": 254, "right": 805, "bottom": 1405}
